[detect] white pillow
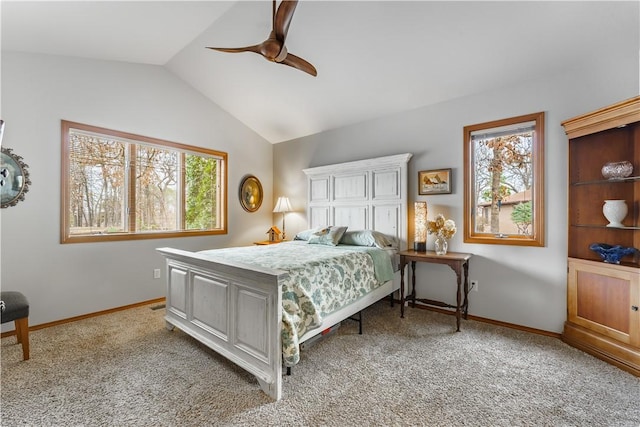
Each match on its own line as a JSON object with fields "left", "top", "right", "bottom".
{"left": 293, "top": 227, "right": 322, "bottom": 241}
{"left": 307, "top": 226, "right": 348, "bottom": 246}
{"left": 340, "top": 230, "right": 397, "bottom": 248}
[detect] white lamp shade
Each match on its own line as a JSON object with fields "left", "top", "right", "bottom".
{"left": 273, "top": 196, "right": 292, "bottom": 213}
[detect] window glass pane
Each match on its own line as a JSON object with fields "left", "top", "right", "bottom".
{"left": 185, "top": 154, "right": 219, "bottom": 230}
{"left": 472, "top": 128, "right": 534, "bottom": 236}
{"left": 68, "top": 131, "right": 126, "bottom": 235}
{"left": 135, "top": 145, "right": 178, "bottom": 232}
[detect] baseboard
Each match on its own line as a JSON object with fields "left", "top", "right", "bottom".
{"left": 3, "top": 296, "right": 560, "bottom": 342}
{"left": 562, "top": 322, "right": 640, "bottom": 377}
{"left": 0, "top": 297, "right": 166, "bottom": 339}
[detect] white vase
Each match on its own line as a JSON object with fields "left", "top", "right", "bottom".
{"left": 602, "top": 199, "right": 628, "bottom": 227}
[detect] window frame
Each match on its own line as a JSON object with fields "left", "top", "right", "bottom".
{"left": 463, "top": 112, "right": 545, "bottom": 247}
{"left": 60, "top": 120, "right": 227, "bottom": 243}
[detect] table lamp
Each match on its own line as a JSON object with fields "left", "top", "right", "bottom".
{"left": 414, "top": 201, "right": 427, "bottom": 251}
{"left": 273, "top": 196, "right": 292, "bottom": 240}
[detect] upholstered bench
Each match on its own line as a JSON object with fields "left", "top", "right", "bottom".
{"left": 0, "top": 291, "right": 30, "bottom": 360}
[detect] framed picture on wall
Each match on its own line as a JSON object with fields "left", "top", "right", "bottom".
{"left": 239, "top": 174, "right": 263, "bottom": 212}
{"left": 418, "top": 168, "right": 452, "bottom": 195}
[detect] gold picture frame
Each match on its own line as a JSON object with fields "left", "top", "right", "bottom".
{"left": 239, "top": 174, "right": 263, "bottom": 212}
{"left": 418, "top": 168, "right": 452, "bottom": 195}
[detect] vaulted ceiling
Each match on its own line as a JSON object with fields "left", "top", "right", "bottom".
{"left": 2, "top": 1, "right": 638, "bottom": 143}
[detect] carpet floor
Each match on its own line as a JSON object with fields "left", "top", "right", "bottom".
{"left": 1, "top": 301, "right": 639, "bottom": 426}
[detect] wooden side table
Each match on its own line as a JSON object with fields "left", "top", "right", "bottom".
{"left": 399, "top": 249, "right": 472, "bottom": 331}
{"left": 253, "top": 240, "right": 284, "bottom": 245}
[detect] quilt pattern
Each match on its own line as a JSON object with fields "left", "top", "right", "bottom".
{"left": 199, "top": 242, "right": 393, "bottom": 366}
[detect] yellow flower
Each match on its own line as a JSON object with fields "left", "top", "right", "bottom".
{"left": 427, "top": 214, "right": 457, "bottom": 239}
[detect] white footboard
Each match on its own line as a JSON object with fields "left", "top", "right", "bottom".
{"left": 157, "top": 247, "right": 287, "bottom": 400}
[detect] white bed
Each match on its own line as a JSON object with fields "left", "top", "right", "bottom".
{"left": 156, "top": 153, "right": 412, "bottom": 400}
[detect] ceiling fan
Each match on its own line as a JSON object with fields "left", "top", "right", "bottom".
{"left": 206, "top": 0, "right": 317, "bottom": 77}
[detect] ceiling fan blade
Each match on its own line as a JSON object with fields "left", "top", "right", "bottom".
{"left": 274, "top": 0, "right": 298, "bottom": 43}
{"left": 281, "top": 53, "right": 317, "bottom": 77}
{"left": 206, "top": 0, "right": 313, "bottom": 75}
{"left": 206, "top": 45, "right": 262, "bottom": 55}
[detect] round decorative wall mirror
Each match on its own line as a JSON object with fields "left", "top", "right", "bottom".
{"left": 1, "top": 147, "right": 31, "bottom": 208}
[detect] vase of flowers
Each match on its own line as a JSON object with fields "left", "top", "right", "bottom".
{"left": 434, "top": 236, "right": 448, "bottom": 255}
{"left": 427, "top": 214, "right": 457, "bottom": 255}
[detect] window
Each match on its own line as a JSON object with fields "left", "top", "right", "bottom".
{"left": 463, "top": 112, "right": 544, "bottom": 246}
{"left": 61, "top": 121, "right": 227, "bottom": 243}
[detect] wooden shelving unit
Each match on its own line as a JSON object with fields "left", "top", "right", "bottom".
{"left": 562, "top": 96, "right": 640, "bottom": 376}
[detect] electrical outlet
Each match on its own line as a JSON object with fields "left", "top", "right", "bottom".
{"left": 153, "top": 269, "right": 161, "bottom": 279}
{"left": 470, "top": 280, "right": 478, "bottom": 292}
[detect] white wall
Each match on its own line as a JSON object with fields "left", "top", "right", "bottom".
{"left": 274, "top": 49, "right": 639, "bottom": 334}
{"left": 2, "top": 47, "right": 638, "bottom": 335}
{"left": 1, "top": 52, "right": 274, "bottom": 329}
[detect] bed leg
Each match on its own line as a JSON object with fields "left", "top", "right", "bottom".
{"left": 165, "top": 321, "right": 175, "bottom": 331}
{"left": 257, "top": 377, "right": 282, "bottom": 401}
{"left": 347, "top": 310, "right": 363, "bottom": 334}
{"left": 286, "top": 367, "right": 292, "bottom": 376}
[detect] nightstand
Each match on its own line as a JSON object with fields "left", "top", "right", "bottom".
{"left": 253, "top": 240, "right": 284, "bottom": 245}
{"left": 399, "top": 249, "right": 472, "bottom": 331}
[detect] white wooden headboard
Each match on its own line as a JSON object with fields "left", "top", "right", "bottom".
{"left": 302, "top": 153, "right": 413, "bottom": 250}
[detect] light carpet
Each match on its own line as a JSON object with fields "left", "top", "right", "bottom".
{"left": 2, "top": 301, "right": 639, "bottom": 426}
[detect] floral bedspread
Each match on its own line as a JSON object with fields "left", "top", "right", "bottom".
{"left": 198, "top": 241, "right": 394, "bottom": 366}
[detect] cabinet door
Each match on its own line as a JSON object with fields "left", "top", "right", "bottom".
{"left": 568, "top": 258, "right": 640, "bottom": 346}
